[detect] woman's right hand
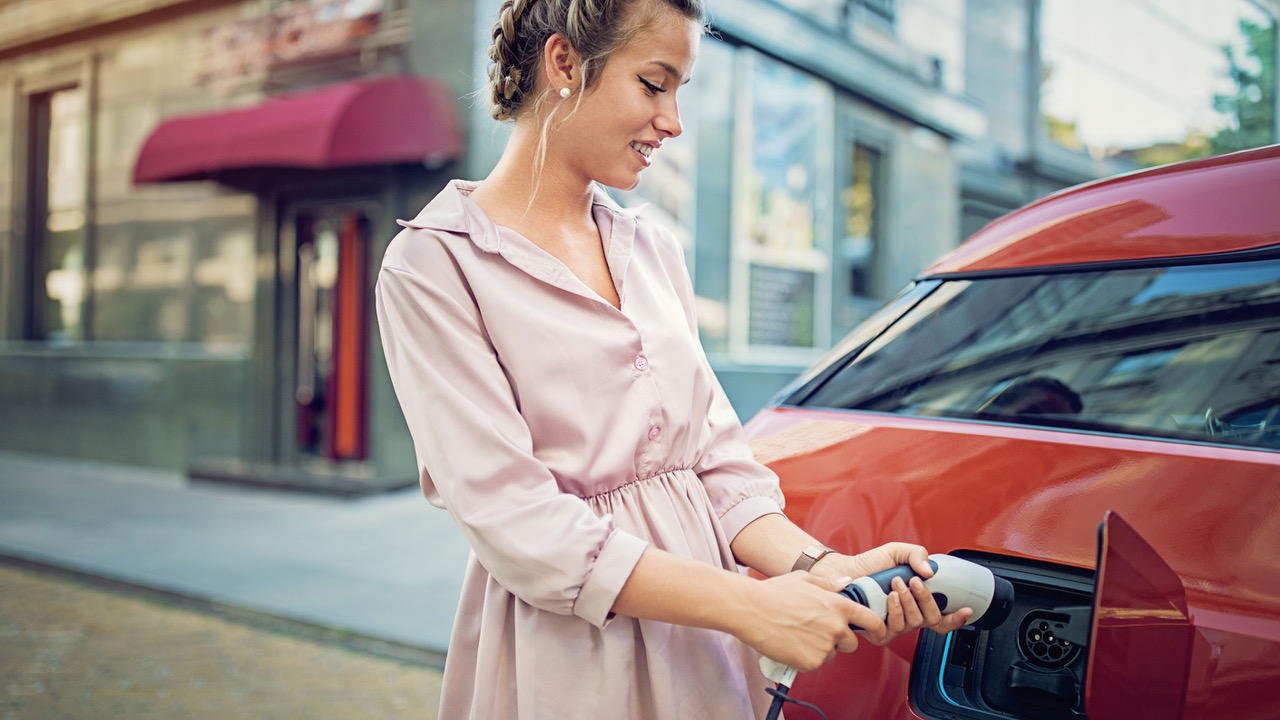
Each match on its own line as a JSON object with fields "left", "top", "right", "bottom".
{"left": 731, "top": 571, "right": 883, "bottom": 672}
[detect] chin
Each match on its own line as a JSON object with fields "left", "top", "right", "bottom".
{"left": 598, "top": 173, "right": 643, "bottom": 192}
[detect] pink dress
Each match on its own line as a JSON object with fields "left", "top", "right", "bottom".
{"left": 375, "top": 180, "right": 784, "bottom": 719}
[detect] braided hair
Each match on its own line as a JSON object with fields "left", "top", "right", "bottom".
{"left": 485, "top": 0, "right": 705, "bottom": 121}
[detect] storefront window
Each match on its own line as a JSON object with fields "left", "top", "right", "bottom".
{"left": 732, "top": 50, "right": 833, "bottom": 359}
{"left": 92, "top": 214, "right": 255, "bottom": 346}
{"left": 690, "top": 38, "right": 736, "bottom": 353}
{"left": 835, "top": 142, "right": 885, "bottom": 336}
{"left": 1040, "top": 0, "right": 1276, "bottom": 166}
{"left": 27, "top": 86, "right": 88, "bottom": 342}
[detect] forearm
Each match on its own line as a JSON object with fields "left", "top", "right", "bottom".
{"left": 729, "top": 512, "right": 824, "bottom": 578}
{"left": 610, "top": 546, "right": 757, "bottom": 637}
{"left": 610, "top": 545, "right": 872, "bottom": 671}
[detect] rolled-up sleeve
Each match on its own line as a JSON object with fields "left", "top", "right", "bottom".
{"left": 375, "top": 237, "right": 646, "bottom": 628}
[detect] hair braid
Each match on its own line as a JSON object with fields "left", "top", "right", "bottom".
{"left": 483, "top": 0, "right": 705, "bottom": 122}
{"left": 488, "top": 0, "right": 539, "bottom": 120}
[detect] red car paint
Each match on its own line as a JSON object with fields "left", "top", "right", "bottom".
{"left": 926, "top": 145, "right": 1280, "bottom": 275}
{"left": 743, "top": 145, "right": 1280, "bottom": 720}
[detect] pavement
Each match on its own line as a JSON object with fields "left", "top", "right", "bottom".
{"left": 0, "top": 449, "right": 471, "bottom": 714}
{"left": 1, "top": 563, "right": 444, "bottom": 719}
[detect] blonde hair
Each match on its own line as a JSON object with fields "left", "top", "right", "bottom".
{"left": 485, "top": 0, "right": 706, "bottom": 122}
{"left": 487, "top": 0, "right": 704, "bottom": 205}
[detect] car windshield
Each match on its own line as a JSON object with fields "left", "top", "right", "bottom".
{"left": 800, "top": 257, "right": 1280, "bottom": 451}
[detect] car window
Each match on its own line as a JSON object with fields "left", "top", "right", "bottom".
{"left": 800, "top": 257, "right": 1280, "bottom": 451}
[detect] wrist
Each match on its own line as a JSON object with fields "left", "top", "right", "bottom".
{"left": 717, "top": 572, "right": 765, "bottom": 641}
{"left": 790, "top": 543, "right": 836, "bottom": 573}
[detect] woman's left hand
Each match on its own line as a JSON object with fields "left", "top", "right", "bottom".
{"left": 807, "top": 542, "right": 973, "bottom": 646}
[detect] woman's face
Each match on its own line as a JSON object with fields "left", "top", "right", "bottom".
{"left": 554, "top": 8, "right": 701, "bottom": 191}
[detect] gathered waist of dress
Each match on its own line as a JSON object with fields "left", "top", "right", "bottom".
{"left": 576, "top": 466, "right": 697, "bottom": 502}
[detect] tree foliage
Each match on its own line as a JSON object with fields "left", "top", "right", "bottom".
{"left": 1211, "top": 18, "right": 1276, "bottom": 154}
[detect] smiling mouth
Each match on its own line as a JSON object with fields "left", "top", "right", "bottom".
{"left": 630, "top": 141, "right": 654, "bottom": 158}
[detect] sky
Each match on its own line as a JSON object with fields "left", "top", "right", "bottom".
{"left": 1040, "top": 0, "right": 1271, "bottom": 150}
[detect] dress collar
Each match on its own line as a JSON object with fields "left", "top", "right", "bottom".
{"left": 397, "top": 179, "right": 635, "bottom": 252}
{"left": 398, "top": 179, "right": 640, "bottom": 309}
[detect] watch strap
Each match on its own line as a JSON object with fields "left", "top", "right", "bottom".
{"left": 791, "top": 544, "right": 836, "bottom": 573}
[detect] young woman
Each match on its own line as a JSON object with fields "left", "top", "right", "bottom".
{"left": 375, "top": 1, "right": 969, "bottom": 717}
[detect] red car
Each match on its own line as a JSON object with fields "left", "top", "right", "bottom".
{"left": 744, "top": 145, "right": 1280, "bottom": 720}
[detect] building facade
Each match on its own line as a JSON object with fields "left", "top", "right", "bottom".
{"left": 1, "top": 0, "right": 1276, "bottom": 486}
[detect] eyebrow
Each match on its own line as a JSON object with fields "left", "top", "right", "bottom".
{"left": 645, "top": 60, "right": 693, "bottom": 86}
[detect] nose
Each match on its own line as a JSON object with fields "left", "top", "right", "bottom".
{"left": 655, "top": 95, "right": 683, "bottom": 138}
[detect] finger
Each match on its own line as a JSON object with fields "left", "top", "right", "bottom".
{"left": 883, "top": 583, "right": 906, "bottom": 636}
{"left": 852, "top": 613, "right": 889, "bottom": 645}
{"left": 897, "top": 576, "right": 927, "bottom": 628}
{"left": 905, "top": 546, "right": 934, "bottom": 578}
{"left": 911, "top": 573, "right": 942, "bottom": 625}
{"left": 828, "top": 575, "right": 853, "bottom": 593}
{"left": 845, "top": 601, "right": 885, "bottom": 636}
{"left": 834, "top": 627, "right": 860, "bottom": 654}
{"left": 932, "top": 608, "right": 974, "bottom": 634}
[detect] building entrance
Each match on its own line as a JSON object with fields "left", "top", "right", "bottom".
{"left": 287, "top": 203, "right": 373, "bottom": 464}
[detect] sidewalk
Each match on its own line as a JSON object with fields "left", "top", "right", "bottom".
{"left": 2, "top": 563, "right": 445, "bottom": 719}
{"left": 0, "top": 450, "right": 469, "bottom": 658}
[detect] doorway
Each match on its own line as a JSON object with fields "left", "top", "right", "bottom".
{"left": 286, "top": 203, "right": 373, "bottom": 464}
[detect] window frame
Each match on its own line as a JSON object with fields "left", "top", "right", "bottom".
{"left": 831, "top": 107, "right": 894, "bottom": 341}
{"left": 728, "top": 48, "right": 836, "bottom": 364}
{"left": 788, "top": 252, "right": 1280, "bottom": 453}
{"left": 9, "top": 59, "right": 96, "bottom": 344}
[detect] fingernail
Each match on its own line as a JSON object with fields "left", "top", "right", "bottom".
{"left": 836, "top": 576, "right": 853, "bottom": 586}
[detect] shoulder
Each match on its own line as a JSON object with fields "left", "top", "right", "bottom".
{"left": 381, "top": 179, "right": 483, "bottom": 278}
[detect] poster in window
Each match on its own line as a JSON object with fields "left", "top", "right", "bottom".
{"left": 733, "top": 51, "right": 830, "bottom": 354}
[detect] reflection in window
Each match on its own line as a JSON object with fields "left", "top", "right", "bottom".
{"left": 1040, "top": 0, "right": 1276, "bottom": 166}
{"left": 802, "top": 258, "right": 1280, "bottom": 451}
{"left": 837, "top": 142, "right": 885, "bottom": 335}
{"left": 856, "top": 0, "right": 897, "bottom": 29}
{"left": 27, "top": 86, "right": 88, "bottom": 342}
{"left": 1098, "top": 348, "right": 1179, "bottom": 387}
{"left": 91, "top": 218, "right": 255, "bottom": 345}
{"left": 736, "top": 51, "right": 829, "bottom": 353}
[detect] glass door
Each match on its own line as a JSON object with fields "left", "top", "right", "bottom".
{"left": 290, "top": 205, "right": 371, "bottom": 463}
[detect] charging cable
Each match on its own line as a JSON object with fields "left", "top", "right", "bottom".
{"left": 760, "top": 657, "right": 828, "bottom": 720}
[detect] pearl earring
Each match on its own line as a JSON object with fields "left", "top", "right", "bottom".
{"left": 559, "top": 87, "right": 571, "bottom": 99}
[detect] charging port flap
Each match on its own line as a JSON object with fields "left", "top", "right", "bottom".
{"left": 1084, "top": 511, "right": 1194, "bottom": 719}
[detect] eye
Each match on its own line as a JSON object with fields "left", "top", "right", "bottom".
{"left": 638, "top": 76, "right": 665, "bottom": 95}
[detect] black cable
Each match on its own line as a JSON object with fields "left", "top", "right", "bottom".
{"left": 765, "top": 684, "right": 828, "bottom": 720}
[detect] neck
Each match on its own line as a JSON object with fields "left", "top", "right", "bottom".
{"left": 474, "top": 119, "right": 595, "bottom": 232}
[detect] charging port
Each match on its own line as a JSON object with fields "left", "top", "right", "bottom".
{"left": 910, "top": 554, "right": 1093, "bottom": 720}
{"left": 1018, "top": 610, "right": 1083, "bottom": 669}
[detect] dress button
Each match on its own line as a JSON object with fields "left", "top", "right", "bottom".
{"left": 648, "top": 426, "right": 661, "bottom": 441}
{"left": 634, "top": 355, "right": 649, "bottom": 371}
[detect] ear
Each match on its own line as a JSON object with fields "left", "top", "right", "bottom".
{"left": 542, "top": 32, "right": 579, "bottom": 89}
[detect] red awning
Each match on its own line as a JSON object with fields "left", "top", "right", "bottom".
{"left": 133, "top": 75, "right": 463, "bottom": 183}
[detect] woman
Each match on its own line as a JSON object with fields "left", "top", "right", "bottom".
{"left": 375, "top": 1, "right": 969, "bottom": 717}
